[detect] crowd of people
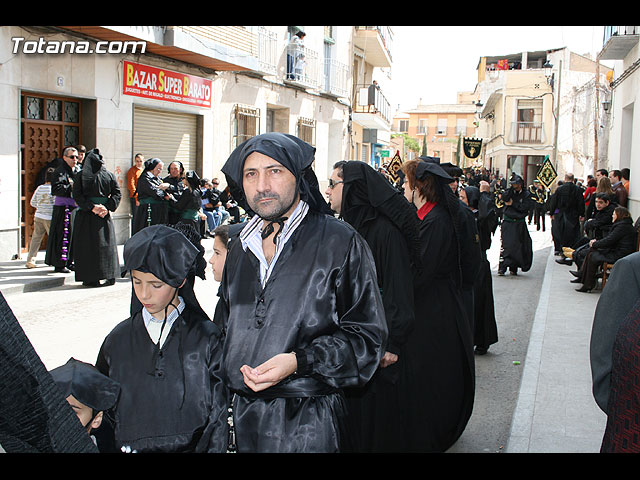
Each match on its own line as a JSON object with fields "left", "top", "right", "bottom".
{"left": 550, "top": 169, "right": 637, "bottom": 293}
{"left": 8, "top": 137, "right": 637, "bottom": 454}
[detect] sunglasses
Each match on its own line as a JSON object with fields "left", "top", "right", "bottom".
{"left": 328, "top": 179, "right": 344, "bottom": 189}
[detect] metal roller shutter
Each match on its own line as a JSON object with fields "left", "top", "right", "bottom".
{"left": 133, "top": 106, "right": 197, "bottom": 173}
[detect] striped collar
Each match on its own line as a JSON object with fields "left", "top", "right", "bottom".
{"left": 240, "top": 200, "right": 309, "bottom": 286}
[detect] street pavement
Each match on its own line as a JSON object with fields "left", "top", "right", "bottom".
{"left": 0, "top": 221, "right": 609, "bottom": 453}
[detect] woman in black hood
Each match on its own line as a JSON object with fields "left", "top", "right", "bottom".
{"left": 335, "top": 160, "right": 420, "bottom": 453}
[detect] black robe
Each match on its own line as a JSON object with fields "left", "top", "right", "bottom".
{"left": 44, "top": 162, "right": 76, "bottom": 269}
{"left": 217, "top": 210, "right": 387, "bottom": 453}
{"left": 338, "top": 162, "right": 418, "bottom": 453}
{"left": 132, "top": 171, "right": 169, "bottom": 234}
{"left": 472, "top": 190, "right": 499, "bottom": 350}
{"left": 95, "top": 307, "right": 228, "bottom": 453}
{"left": 71, "top": 150, "right": 121, "bottom": 283}
{"left": 174, "top": 187, "right": 202, "bottom": 231}
{"left": 499, "top": 187, "right": 534, "bottom": 273}
{"left": 403, "top": 202, "right": 475, "bottom": 452}
{"left": 549, "top": 182, "right": 584, "bottom": 252}
{"left": 164, "top": 174, "right": 186, "bottom": 225}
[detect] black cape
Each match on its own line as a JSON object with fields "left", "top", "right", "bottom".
{"left": 549, "top": 181, "right": 585, "bottom": 251}
{"left": 403, "top": 201, "right": 475, "bottom": 452}
{"left": 499, "top": 186, "right": 534, "bottom": 272}
{"left": 465, "top": 187, "right": 499, "bottom": 351}
{"left": 339, "top": 161, "right": 418, "bottom": 453}
{"left": 0, "top": 292, "right": 98, "bottom": 453}
{"left": 44, "top": 161, "right": 76, "bottom": 269}
{"left": 71, "top": 148, "right": 121, "bottom": 283}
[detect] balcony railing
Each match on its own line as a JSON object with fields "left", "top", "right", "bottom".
{"left": 603, "top": 26, "right": 639, "bottom": 45}
{"left": 512, "top": 122, "right": 543, "bottom": 144}
{"left": 256, "top": 26, "right": 278, "bottom": 76}
{"left": 285, "top": 44, "right": 320, "bottom": 89}
{"left": 322, "top": 58, "right": 350, "bottom": 98}
{"left": 353, "top": 83, "right": 391, "bottom": 124}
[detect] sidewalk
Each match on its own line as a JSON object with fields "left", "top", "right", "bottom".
{"left": 0, "top": 237, "right": 215, "bottom": 296}
{"left": 506, "top": 244, "right": 607, "bottom": 452}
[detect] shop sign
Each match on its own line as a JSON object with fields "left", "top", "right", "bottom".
{"left": 123, "top": 61, "right": 212, "bottom": 108}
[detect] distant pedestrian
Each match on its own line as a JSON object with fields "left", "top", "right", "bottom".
{"left": 497, "top": 174, "right": 534, "bottom": 275}
{"left": 71, "top": 148, "right": 121, "bottom": 288}
{"left": 25, "top": 168, "right": 55, "bottom": 269}
{"left": 126, "top": 153, "right": 144, "bottom": 233}
{"left": 45, "top": 146, "right": 79, "bottom": 273}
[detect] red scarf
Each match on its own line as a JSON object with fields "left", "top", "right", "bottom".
{"left": 416, "top": 201, "right": 436, "bottom": 220}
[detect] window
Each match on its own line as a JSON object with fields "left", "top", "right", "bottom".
{"left": 418, "top": 119, "right": 427, "bottom": 135}
{"left": 436, "top": 118, "right": 447, "bottom": 135}
{"left": 233, "top": 104, "right": 260, "bottom": 148}
{"left": 456, "top": 118, "right": 467, "bottom": 136}
{"left": 398, "top": 119, "right": 408, "bottom": 132}
{"left": 297, "top": 117, "right": 316, "bottom": 146}
{"left": 515, "top": 99, "right": 543, "bottom": 143}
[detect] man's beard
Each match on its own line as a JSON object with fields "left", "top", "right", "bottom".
{"left": 251, "top": 188, "right": 298, "bottom": 221}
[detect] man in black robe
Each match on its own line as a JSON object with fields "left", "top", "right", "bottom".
{"left": 497, "top": 174, "right": 534, "bottom": 275}
{"left": 549, "top": 173, "right": 585, "bottom": 255}
{"left": 326, "top": 160, "right": 418, "bottom": 452}
{"left": 45, "top": 146, "right": 79, "bottom": 273}
{"left": 218, "top": 132, "right": 387, "bottom": 453}
{"left": 95, "top": 225, "right": 228, "bottom": 452}
{"left": 71, "top": 148, "right": 121, "bottom": 287}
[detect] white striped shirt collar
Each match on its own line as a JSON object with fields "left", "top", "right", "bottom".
{"left": 142, "top": 295, "right": 185, "bottom": 347}
{"left": 240, "top": 199, "right": 309, "bottom": 286}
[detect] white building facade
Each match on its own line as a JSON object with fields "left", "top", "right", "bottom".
{"left": 0, "top": 26, "right": 359, "bottom": 261}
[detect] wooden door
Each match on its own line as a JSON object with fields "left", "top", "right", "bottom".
{"left": 22, "top": 122, "right": 63, "bottom": 252}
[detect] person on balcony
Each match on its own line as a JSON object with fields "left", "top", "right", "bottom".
{"left": 286, "top": 30, "right": 305, "bottom": 80}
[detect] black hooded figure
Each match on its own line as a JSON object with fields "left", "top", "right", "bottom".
{"left": 132, "top": 157, "right": 170, "bottom": 234}
{"left": 548, "top": 175, "right": 585, "bottom": 254}
{"left": 463, "top": 185, "right": 499, "bottom": 355}
{"left": 0, "top": 292, "right": 98, "bottom": 453}
{"left": 218, "top": 132, "right": 387, "bottom": 453}
{"left": 95, "top": 225, "right": 228, "bottom": 453}
{"left": 71, "top": 148, "right": 121, "bottom": 287}
{"left": 335, "top": 160, "right": 419, "bottom": 453}
{"left": 399, "top": 158, "right": 475, "bottom": 453}
{"left": 498, "top": 174, "right": 534, "bottom": 275}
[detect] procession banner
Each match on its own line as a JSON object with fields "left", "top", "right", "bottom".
{"left": 122, "top": 61, "right": 213, "bottom": 108}
{"left": 536, "top": 155, "right": 558, "bottom": 188}
{"left": 386, "top": 150, "right": 403, "bottom": 183}
{"left": 463, "top": 137, "right": 482, "bottom": 159}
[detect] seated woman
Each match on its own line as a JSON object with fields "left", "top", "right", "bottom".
{"left": 573, "top": 206, "right": 637, "bottom": 292}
